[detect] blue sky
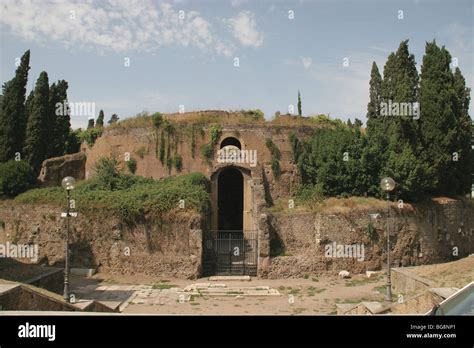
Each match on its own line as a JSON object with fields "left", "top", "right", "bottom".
{"left": 1, "top": 0, "right": 473, "bottom": 129}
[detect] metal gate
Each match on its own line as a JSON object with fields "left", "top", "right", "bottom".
{"left": 203, "top": 230, "right": 258, "bottom": 276}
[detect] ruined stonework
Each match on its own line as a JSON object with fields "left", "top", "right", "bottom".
{"left": 1, "top": 198, "right": 472, "bottom": 279}
{"left": 0, "top": 203, "right": 203, "bottom": 279}
{"left": 265, "top": 199, "right": 474, "bottom": 278}
{"left": 38, "top": 152, "right": 86, "bottom": 187}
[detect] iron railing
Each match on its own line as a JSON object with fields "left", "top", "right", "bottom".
{"left": 203, "top": 230, "right": 258, "bottom": 276}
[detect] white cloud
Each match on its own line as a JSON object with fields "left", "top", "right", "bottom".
{"left": 301, "top": 56, "right": 312, "bottom": 69}
{"left": 0, "top": 0, "right": 238, "bottom": 56}
{"left": 231, "top": 0, "right": 248, "bottom": 7}
{"left": 226, "top": 11, "right": 264, "bottom": 48}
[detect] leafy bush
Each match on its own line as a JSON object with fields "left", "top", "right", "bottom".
{"left": 244, "top": 109, "right": 264, "bottom": 121}
{"left": 295, "top": 184, "right": 325, "bottom": 210}
{"left": 151, "top": 112, "right": 163, "bottom": 128}
{"left": 65, "top": 129, "right": 81, "bottom": 154}
{"left": 0, "top": 160, "right": 36, "bottom": 197}
{"left": 266, "top": 138, "right": 281, "bottom": 177}
{"left": 15, "top": 172, "right": 211, "bottom": 226}
{"left": 271, "top": 158, "right": 281, "bottom": 178}
{"left": 200, "top": 143, "right": 213, "bottom": 161}
{"left": 135, "top": 147, "right": 146, "bottom": 159}
{"left": 173, "top": 154, "right": 183, "bottom": 172}
{"left": 126, "top": 158, "right": 137, "bottom": 174}
{"left": 159, "top": 131, "right": 166, "bottom": 164}
{"left": 265, "top": 138, "right": 281, "bottom": 160}
{"left": 78, "top": 128, "right": 103, "bottom": 148}
{"left": 209, "top": 124, "right": 222, "bottom": 145}
{"left": 92, "top": 156, "right": 142, "bottom": 190}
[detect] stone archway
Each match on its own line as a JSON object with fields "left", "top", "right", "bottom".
{"left": 220, "top": 137, "right": 241, "bottom": 149}
{"left": 204, "top": 165, "right": 258, "bottom": 276}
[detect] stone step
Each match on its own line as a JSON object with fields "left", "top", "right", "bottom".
{"left": 209, "top": 276, "right": 251, "bottom": 281}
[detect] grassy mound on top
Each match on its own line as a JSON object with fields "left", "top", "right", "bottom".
{"left": 15, "top": 158, "right": 210, "bottom": 225}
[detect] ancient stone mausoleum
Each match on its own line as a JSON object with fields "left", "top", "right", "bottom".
{"left": 79, "top": 111, "right": 315, "bottom": 276}
{"left": 28, "top": 111, "right": 474, "bottom": 279}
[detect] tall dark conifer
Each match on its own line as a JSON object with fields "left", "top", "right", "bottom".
{"left": 24, "top": 71, "right": 50, "bottom": 172}
{"left": 96, "top": 109, "right": 105, "bottom": 127}
{"left": 49, "top": 80, "right": 70, "bottom": 157}
{"left": 418, "top": 40, "right": 458, "bottom": 194}
{"left": 0, "top": 50, "right": 30, "bottom": 161}
{"left": 451, "top": 67, "right": 472, "bottom": 194}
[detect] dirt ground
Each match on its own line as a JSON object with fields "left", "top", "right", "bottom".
{"left": 71, "top": 272, "right": 387, "bottom": 315}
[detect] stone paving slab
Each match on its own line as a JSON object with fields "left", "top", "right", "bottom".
{"left": 209, "top": 276, "right": 251, "bottom": 281}
{"left": 73, "top": 282, "right": 281, "bottom": 311}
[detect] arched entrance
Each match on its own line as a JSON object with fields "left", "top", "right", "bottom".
{"left": 218, "top": 167, "right": 243, "bottom": 231}
{"left": 203, "top": 165, "right": 258, "bottom": 276}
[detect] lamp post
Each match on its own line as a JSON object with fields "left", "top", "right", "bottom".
{"left": 61, "top": 176, "right": 76, "bottom": 303}
{"left": 380, "top": 177, "right": 395, "bottom": 302}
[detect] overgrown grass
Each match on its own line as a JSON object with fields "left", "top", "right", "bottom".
{"left": 266, "top": 195, "right": 391, "bottom": 214}
{"left": 105, "top": 110, "right": 342, "bottom": 131}
{"left": 15, "top": 172, "right": 210, "bottom": 225}
{"left": 152, "top": 282, "right": 178, "bottom": 290}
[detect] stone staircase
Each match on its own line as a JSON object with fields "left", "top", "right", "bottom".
{"left": 183, "top": 283, "right": 280, "bottom": 297}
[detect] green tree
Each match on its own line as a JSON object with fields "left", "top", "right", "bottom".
{"left": 96, "top": 109, "right": 105, "bottom": 127}
{"left": 65, "top": 129, "right": 81, "bottom": 154}
{"left": 87, "top": 118, "right": 95, "bottom": 129}
{"left": 151, "top": 112, "right": 163, "bottom": 128}
{"left": 418, "top": 40, "right": 458, "bottom": 194}
{"left": 376, "top": 40, "right": 425, "bottom": 198}
{"left": 0, "top": 50, "right": 30, "bottom": 161}
{"left": 0, "top": 160, "right": 36, "bottom": 197}
{"left": 108, "top": 113, "right": 119, "bottom": 124}
{"left": 300, "top": 125, "right": 367, "bottom": 196}
{"left": 297, "top": 90, "right": 302, "bottom": 116}
{"left": 49, "top": 80, "right": 70, "bottom": 157}
{"left": 451, "top": 67, "right": 472, "bottom": 194}
{"left": 23, "top": 71, "right": 50, "bottom": 172}
{"left": 365, "top": 62, "right": 385, "bottom": 195}
{"left": 381, "top": 40, "right": 419, "bottom": 152}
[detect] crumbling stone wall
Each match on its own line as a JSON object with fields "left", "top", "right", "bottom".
{"left": 83, "top": 121, "right": 309, "bottom": 201}
{"left": 265, "top": 199, "right": 474, "bottom": 278}
{"left": 38, "top": 152, "right": 86, "bottom": 187}
{"left": 0, "top": 202, "right": 203, "bottom": 279}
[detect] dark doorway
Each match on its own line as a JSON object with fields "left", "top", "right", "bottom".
{"left": 218, "top": 168, "right": 243, "bottom": 231}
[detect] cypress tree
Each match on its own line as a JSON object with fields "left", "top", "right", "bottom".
{"left": 418, "top": 40, "right": 458, "bottom": 194}
{"left": 297, "top": 91, "right": 302, "bottom": 116}
{"left": 0, "top": 50, "right": 30, "bottom": 161}
{"left": 381, "top": 40, "right": 419, "bottom": 151}
{"left": 451, "top": 67, "right": 472, "bottom": 194}
{"left": 96, "top": 109, "right": 105, "bottom": 127}
{"left": 364, "top": 62, "right": 385, "bottom": 195}
{"left": 25, "top": 90, "right": 34, "bottom": 122}
{"left": 49, "top": 80, "right": 70, "bottom": 157}
{"left": 24, "top": 71, "right": 50, "bottom": 172}
{"left": 378, "top": 40, "right": 427, "bottom": 198}
{"left": 366, "top": 62, "right": 384, "bottom": 146}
